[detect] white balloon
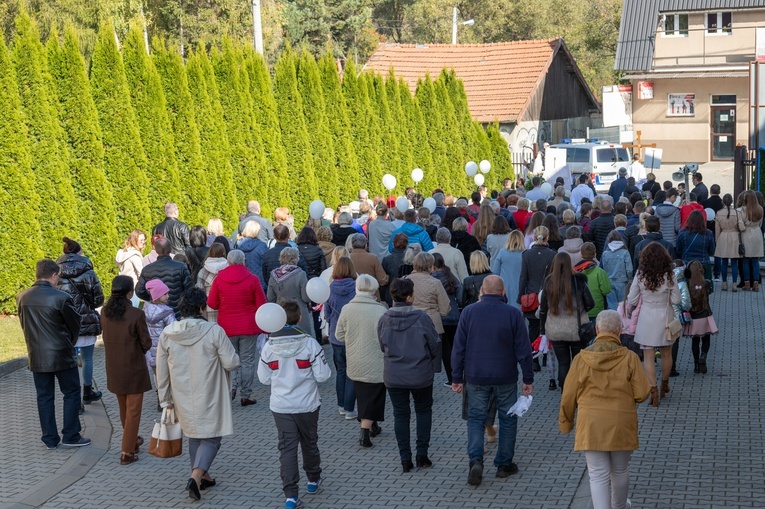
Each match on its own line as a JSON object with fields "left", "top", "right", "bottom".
{"left": 474, "top": 174, "right": 485, "bottom": 186}
{"left": 705, "top": 208, "right": 716, "bottom": 221}
{"left": 540, "top": 182, "right": 553, "bottom": 198}
{"left": 423, "top": 197, "right": 436, "bottom": 213}
{"left": 411, "top": 168, "right": 424, "bottom": 183}
{"left": 479, "top": 160, "right": 492, "bottom": 173}
{"left": 382, "top": 173, "right": 397, "bottom": 191}
{"left": 308, "top": 200, "right": 325, "bottom": 220}
{"left": 306, "top": 277, "right": 331, "bottom": 304}
{"left": 465, "top": 161, "right": 478, "bottom": 177}
{"left": 396, "top": 196, "right": 409, "bottom": 214}
{"left": 255, "top": 303, "right": 287, "bottom": 333}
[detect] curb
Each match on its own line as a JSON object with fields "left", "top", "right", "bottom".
{"left": 0, "top": 357, "right": 28, "bottom": 378}
{"left": 569, "top": 468, "right": 593, "bottom": 509}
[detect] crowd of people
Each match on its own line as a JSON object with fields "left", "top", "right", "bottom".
{"left": 15, "top": 169, "right": 764, "bottom": 509}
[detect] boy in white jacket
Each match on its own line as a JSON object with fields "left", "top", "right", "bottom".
{"left": 258, "top": 300, "right": 331, "bottom": 509}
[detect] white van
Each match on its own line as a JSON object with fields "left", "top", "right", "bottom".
{"left": 549, "top": 140, "right": 630, "bottom": 193}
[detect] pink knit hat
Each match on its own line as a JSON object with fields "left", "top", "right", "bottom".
{"left": 145, "top": 279, "right": 170, "bottom": 302}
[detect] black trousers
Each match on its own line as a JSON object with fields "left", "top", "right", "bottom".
{"left": 552, "top": 339, "right": 587, "bottom": 390}
{"left": 387, "top": 385, "right": 433, "bottom": 461}
{"left": 441, "top": 327, "right": 457, "bottom": 384}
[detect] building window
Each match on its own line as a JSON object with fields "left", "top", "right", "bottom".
{"left": 707, "top": 12, "right": 732, "bottom": 34}
{"left": 664, "top": 14, "right": 689, "bottom": 37}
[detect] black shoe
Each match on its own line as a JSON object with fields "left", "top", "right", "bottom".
{"left": 401, "top": 459, "right": 414, "bottom": 473}
{"left": 549, "top": 379, "right": 557, "bottom": 390}
{"left": 186, "top": 478, "right": 201, "bottom": 500}
{"left": 467, "top": 460, "right": 483, "bottom": 486}
{"left": 496, "top": 463, "right": 519, "bottom": 478}
{"left": 532, "top": 359, "right": 541, "bottom": 372}
{"left": 669, "top": 370, "right": 680, "bottom": 377}
{"left": 241, "top": 398, "right": 256, "bottom": 407}
{"left": 370, "top": 422, "right": 382, "bottom": 437}
{"left": 359, "top": 428, "right": 373, "bottom": 448}
{"left": 61, "top": 436, "right": 91, "bottom": 447}
{"left": 694, "top": 363, "right": 700, "bottom": 373}
{"left": 416, "top": 455, "right": 432, "bottom": 468}
{"left": 699, "top": 357, "right": 707, "bottom": 374}
{"left": 200, "top": 478, "right": 216, "bottom": 490}
{"left": 82, "top": 385, "right": 102, "bottom": 404}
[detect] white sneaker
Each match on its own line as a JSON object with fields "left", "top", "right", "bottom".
{"left": 713, "top": 277, "right": 721, "bottom": 282}
{"left": 338, "top": 406, "right": 346, "bottom": 415}
{"left": 625, "top": 498, "right": 632, "bottom": 509}
{"left": 344, "top": 410, "right": 358, "bottom": 420}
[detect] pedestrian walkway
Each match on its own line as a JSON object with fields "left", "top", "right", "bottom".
{"left": 1, "top": 287, "right": 763, "bottom": 509}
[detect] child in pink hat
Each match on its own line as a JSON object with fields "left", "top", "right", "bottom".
{"left": 143, "top": 279, "right": 175, "bottom": 410}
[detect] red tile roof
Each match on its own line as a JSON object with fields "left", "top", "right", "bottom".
{"left": 364, "top": 39, "right": 563, "bottom": 123}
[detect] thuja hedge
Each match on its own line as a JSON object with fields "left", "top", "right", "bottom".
{"left": 1, "top": 17, "right": 513, "bottom": 312}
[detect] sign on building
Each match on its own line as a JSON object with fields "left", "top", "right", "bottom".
{"left": 667, "top": 94, "right": 695, "bottom": 117}
{"left": 638, "top": 81, "right": 653, "bottom": 100}
{"left": 602, "top": 85, "right": 633, "bottom": 127}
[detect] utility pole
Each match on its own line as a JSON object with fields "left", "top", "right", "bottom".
{"left": 252, "top": 0, "right": 264, "bottom": 54}
{"left": 452, "top": 6, "right": 458, "bottom": 45}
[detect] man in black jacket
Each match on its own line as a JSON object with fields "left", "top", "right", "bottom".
{"left": 135, "top": 238, "right": 193, "bottom": 317}
{"left": 633, "top": 216, "right": 676, "bottom": 270}
{"left": 587, "top": 196, "right": 616, "bottom": 259}
{"left": 17, "top": 259, "right": 91, "bottom": 449}
{"left": 261, "top": 225, "right": 309, "bottom": 290}
{"left": 152, "top": 202, "right": 190, "bottom": 256}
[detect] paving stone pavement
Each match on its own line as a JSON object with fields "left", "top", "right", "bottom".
{"left": 1, "top": 286, "right": 763, "bottom": 508}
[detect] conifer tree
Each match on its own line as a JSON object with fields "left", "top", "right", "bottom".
{"left": 385, "top": 70, "right": 413, "bottom": 185}
{"left": 296, "top": 48, "right": 339, "bottom": 209}
{"left": 11, "top": 11, "right": 77, "bottom": 258}
{"left": 343, "top": 60, "right": 381, "bottom": 194}
{"left": 0, "top": 37, "right": 43, "bottom": 312}
{"left": 90, "top": 23, "right": 151, "bottom": 237}
{"left": 414, "top": 75, "right": 448, "bottom": 194}
{"left": 122, "top": 27, "right": 182, "bottom": 226}
{"left": 47, "top": 29, "right": 118, "bottom": 286}
{"left": 370, "top": 73, "right": 402, "bottom": 196}
{"left": 273, "top": 46, "right": 317, "bottom": 222}
{"left": 318, "top": 51, "right": 359, "bottom": 202}
{"left": 153, "top": 38, "right": 210, "bottom": 227}
{"left": 186, "top": 46, "right": 239, "bottom": 229}
{"left": 400, "top": 78, "right": 435, "bottom": 196}
{"left": 487, "top": 124, "right": 515, "bottom": 187}
{"left": 241, "top": 47, "right": 290, "bottom": 216}
{"left": 212, "top": 40, "right": 266, "bottom": 211}
{"left": 434, "top": 77, "right": 464, "bottom": 194}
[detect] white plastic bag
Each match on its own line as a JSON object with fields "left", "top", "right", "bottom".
{"left": 507, "top": 395, "right": 533, "bottom": 417}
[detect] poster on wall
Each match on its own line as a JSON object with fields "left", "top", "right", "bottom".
{"left": 667, "top": 93, "right": 695, "bottom": 116}
{"left": 638, "top": 81, "right": 653, "bottom": 99}
{"left": 602, "top": 85, "right": 633, "bottom": 127}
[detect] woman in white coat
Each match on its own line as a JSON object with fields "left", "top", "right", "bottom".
{"left": 157, "top": 288, "right": 240, "bottom": 501}
{"left": 115, "top": 230, "right": 146, "bottom": 285}
{"left": 628, "top": 242, "right": 681, "bottom": 407}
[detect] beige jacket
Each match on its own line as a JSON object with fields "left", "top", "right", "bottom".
{"left": 157, "top": 318, "right": 240, "bottom": 438}
{"left": 405, "top": 271, "right": 451, "bottom": 334}
{"left": 627, "top": 275, "right": 681, "bottom": 347}
{"left": 350, "top": 251, "right": 389, "bottom": 287}
{"left": 740, "top": 208, "right": 764, "bottom": 258}
{"left": 335, "top": 293, "right": 388, "bottom": 383}
{"left": 429, "top": 243, "right": 469, "bottom": 283}
{"left": 714, "top": 208, "right": 745, "bottom": 259}
{"left": 115, "top": 248, "right": 143, "bottom": 286}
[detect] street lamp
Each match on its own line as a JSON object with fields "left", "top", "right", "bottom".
{"left": 452, "top": 6, "right": 474, "bottom": 45}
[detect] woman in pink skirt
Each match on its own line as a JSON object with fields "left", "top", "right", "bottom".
{"left": 684, "top": 261, "right": 718, "bottom": 374}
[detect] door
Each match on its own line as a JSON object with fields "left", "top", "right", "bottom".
{"left": 711, "top": 106, "right": 735, "bottom": 160}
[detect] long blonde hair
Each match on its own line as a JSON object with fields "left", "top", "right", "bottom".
{"left": 123, "top": 229, "right": 146, "bottom": 251}
{"left": 505, "top": 230, "right": 525, "bottom": 252}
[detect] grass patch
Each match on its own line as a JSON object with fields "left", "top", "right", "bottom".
{"left": 0, "top": 315, "right": 27, "bottom": 363}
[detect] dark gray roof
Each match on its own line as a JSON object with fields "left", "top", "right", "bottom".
{"left": 615, "top": 0, "right": 765, "bottom": 71}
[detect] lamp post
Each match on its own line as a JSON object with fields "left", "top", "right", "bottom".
{"left": 451, "top": 6, "right": 474, "bottom": 44}
{"left": 252, "top": 0, "right": 264, "bottom": 54}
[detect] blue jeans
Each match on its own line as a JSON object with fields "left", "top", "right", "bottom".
{"left": 713, "top": 256, "right": 722, "bottom": 278}
{"left": 77, "top": 344, "right": 95, "bottom": 386}
{"left": 33, "top": 367, "right": 83, "bottom": 447}
{"left": 606, "top": 281, "right": 627, "bottom": 311}
{"left": 743, "top": 257, "right": 761, "bottom": 284}
{"left": 721, "top": 258, "right": 739, "bottom": 283}
{"left": 466, "top": 383, "right": 518, "bottom": 467}
{"left": 332, "top": 344, "right": 355, "bottom": 412}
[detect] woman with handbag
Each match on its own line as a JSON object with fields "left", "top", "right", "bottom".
{"left": 518, "top": 226, "right": 557, "bottom": 370}
{"left": 538, "top": 252, "right": 595, "bottom": 391}
{"left": 714, "top": 194, "right": 745, "bottom": 292}
{"left": 739, "top": 190, "right": 764, "bottom": 292}
{"left": 100, "top": 276, "right": 152, "bottom": 465}
{"left": 156, "top": 288, "right": 240, "bottom": 500}
{"left": 627, "top": 242, "right": 681, "bottom": 407}
{"left": 676, "top": 210, "right": 716, "bottom": 281}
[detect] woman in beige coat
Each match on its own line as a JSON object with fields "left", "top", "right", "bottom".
{"left": 627, "top": 242, "right": 680, "bottom": 407}
{"left": 739, "top": 190, "right": 764, "bottom": 291}
{"left": 157, "top": 288, "right": 240, "bottom": 501}
{"left": 335, "top": 275, "right": 389, "bottom": 447}
{"left": 405, "top": 252, "right": 451, "bottom": 335}
{"left": 714, "top": 194, "right": 744, "bottom": 292}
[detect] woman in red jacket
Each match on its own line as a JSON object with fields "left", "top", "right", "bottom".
{"left": 208, "top": 249, "right": 267, "bottom": 407}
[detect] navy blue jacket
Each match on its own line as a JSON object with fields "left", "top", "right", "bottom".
{"left": 451, "top": 294, "right": 534, "bottom": 386}
{"left": 676, "top": 229, "right": 715, "bottom": 264}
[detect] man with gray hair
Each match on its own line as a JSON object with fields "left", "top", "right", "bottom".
{"left": 586, "top": 195, "right": 616, "bottom": 259}
{"left": 136, "top": 237, "right": 194, "bottom": 317}
{"left": 368, "top": 202, "right": 396, "bottom": 261}
{"left": 237, "top": 200, "right": 273, "bottom": 243}
{"left": 152, "top": 202, "right": 191, "bottom": 255}
{"left": 349, "top": 234, "right": 389, "bottom": 289}
{"left": 429, "top": 228, "right": 468, "bottom": 283}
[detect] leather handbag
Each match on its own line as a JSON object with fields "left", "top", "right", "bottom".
{"left": 149, "top": 407, "right": 183, "bottom": 458}
{"left": 664, "top": 288, "right": 682, "bottom": 343}
{"left": 573, "top": 279, "right": 596, "bottom": 343}
{"left": 520, "top": 292, "right": 540, "bottom": 313}
{"left": 736, "top": 211, "right": 746, "bottom": 256}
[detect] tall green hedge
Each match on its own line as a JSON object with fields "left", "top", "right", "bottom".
{"left": 487, "top": 123, "right": 515, "bottom": 185}
{"left": 0, "top": 37, "right": 44, "bottom": 312}
{"left": 343, "top": 60, "right": 382, "bottom": 196}
{"left": 385, "top": 71, "right": 414, "bottom": 192}
{"left": 47, "top": 28, "right": 118, "bottom": 287}
{"left": 11, "top": 12, "right": 77, "bottom": 259}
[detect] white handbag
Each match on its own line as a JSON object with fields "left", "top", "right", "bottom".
{"left": 148, "top": 407, "right": 183, "bottom": 458}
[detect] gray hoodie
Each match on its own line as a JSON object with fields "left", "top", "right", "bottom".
{"left": 377, "top": 304, "right": 441, "bottom": 389}
{"left": 655, "top": 203, "right": 681, "bottom": 244}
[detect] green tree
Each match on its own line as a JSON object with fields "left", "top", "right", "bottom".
{"left": 415, "top": 74, "right": 449, "bottom": 194}
{"left": 186, "top": 46, "right": 239, "bottom": 229}
{"left": 343, "top": 60, "right": 381, "bottom": 195}
{"left": 400, "top": 78, "right": 435, "bottom": 195}
{"left": 296, "top": 48, "right": 339, "bottom": 209}
{"left": 153, "top": 37, "right": 210, "bottom": 227}
{"left": 90, "top": 23, "right": 151, "bottom": 237}
{"left": 318, "top": 50, "right": 359, "bottom": 202}
{"left": 122, "top": 26, "right": 182, "bottom": 226}
{"left": 11, "top": 11, "right": 77, "bottom": 258}
{"left": 434, "top": 76, "right": 464, "bottom": 193}
{"left": 0, "top": 36, "right": 43, "bottom": 312}
{"left": 487, "top": 123, "right": 514, "bottom": 186}
{"left": 370, "top": 72, "right": 403, "bottom": 195}
{"left": 273, "top": 46, "right": 317, "bottom": 222}
{"left": 385, "top": 70, "right": 414, "bottom": 184}
{"left": 47, "top": 28, "right": 118, "bottom": 286}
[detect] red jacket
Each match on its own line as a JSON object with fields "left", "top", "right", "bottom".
{"left": 680, "top": 202, "right": 706, "bottom": 227}
{"left": 208, "top": 264, "right": 267, "bottom": 337}
{"left": 513, "top": 210, "right": 533, "bottom": 233}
